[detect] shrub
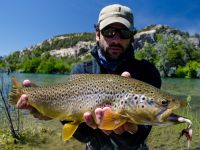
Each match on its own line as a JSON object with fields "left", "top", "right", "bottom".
{"left": 176, "top": 61, "right": 200, "bottom": 78}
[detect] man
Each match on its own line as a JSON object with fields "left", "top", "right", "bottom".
{"left": 17, "top": 4, "right": 161, "bottom": 150}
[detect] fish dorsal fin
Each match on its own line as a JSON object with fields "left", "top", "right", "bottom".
{"left": 63, "top": 121, "right": 80, "bottom": 141}
{"left": 9, "top": 76, "right": 22, "bottom": 105}
{"left": 98, "top": 109, "right": 127, "bottom": 130}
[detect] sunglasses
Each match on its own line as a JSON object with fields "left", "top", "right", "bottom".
{"left": 101, "top": 27, "right": 133, "bottom": 39}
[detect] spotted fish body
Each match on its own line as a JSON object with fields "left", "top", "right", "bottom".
{"left": 9, "top": 74, "right": 192, "bottom": 143}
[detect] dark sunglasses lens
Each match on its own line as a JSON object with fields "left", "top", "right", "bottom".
{"left": 101, "top": 28, "right": 116, "bottom": 38}
{"left": 120, "top": 30, "right": 132, "bottom": 39}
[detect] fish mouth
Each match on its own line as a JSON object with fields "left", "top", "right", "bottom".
{"left": 167, "top": 113, "right": 181, "bottom": 123}
{"left": 157, "top": 99, "right": 187, "bottom": 122}
{"left": 156, "top": 108, "right": 173, "bottom": 122}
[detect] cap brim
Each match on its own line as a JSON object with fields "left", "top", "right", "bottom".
{"left": 99, "top": 17, "right": 132, "bottom": 30}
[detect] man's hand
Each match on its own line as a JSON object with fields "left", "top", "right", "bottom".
{"left": 17, "top": 80, "right": 51, "bottom": 120}
{"left": 84, "top": 107, "right": 138, "bottom": 135}
{"left": 83, "top": 71, "right": 138, "bottom": 135}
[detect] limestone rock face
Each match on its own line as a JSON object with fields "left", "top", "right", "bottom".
{"left": 49, "top": 41, "right": 96, "bottom": 57}
{"left": 133, "top": 24, "right": 200, "bottom": 51}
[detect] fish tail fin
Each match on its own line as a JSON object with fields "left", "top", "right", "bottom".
{"left": 9, "top": 76, "right": 23, "bottom": 105}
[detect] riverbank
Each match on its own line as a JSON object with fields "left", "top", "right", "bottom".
{"left": 1, "top": 109, "right": 199, "bottom": 150}
{"left": 0, "top": 114, "right": 85, "bottom": 150}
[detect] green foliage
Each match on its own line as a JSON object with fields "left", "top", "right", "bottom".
{"left": 20, "top": 55, "right": 82, "bottom": 74}
{"left": 176, "top": 61, "right": 200, "bottom": 78}
{"left": 0, "top": 114, "right": 85, "bottom": 150}
{"left": 135, "top": 42, "right": 159, "bottom": 64}
{"left": 81, "top": 54, "right": 93, "bottom": 62}
{"left": 40, "top": 40, "right": 51, "bottom": 51}
{"left": 22, "top": 57, "right": 41, "bottom": 73}
{"left": 0, "top": 59, "right": 6, "bottom": 68}
{"left": 164, "top": 38, "right": 185, "bottom": 67}
{"left": 190, "top": 50, "right": 200, "bottom": 62}
{"left": 54, "top": 59, "right": 67, "bottom": 73}
{"left": 0, "top": 128, "right": 16, "bottom": 150}
{"left": 135, "top": 34, "right": 200, "bottom": 78}
{"left": 0, "top": 115, "right": 53, "bottom": 150}
{"left": 5, "top": 51, "right": 21, "bottom": 71}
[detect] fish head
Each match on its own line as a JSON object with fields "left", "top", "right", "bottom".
{"left": 123, "top": 92, "right": 187, "bottom": 125}
{"left": 155, "top": 94, "right": 187, "bottom": 122}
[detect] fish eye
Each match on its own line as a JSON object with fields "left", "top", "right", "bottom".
{"left": 161, "top": 100, "right": 168, "bottom": 105}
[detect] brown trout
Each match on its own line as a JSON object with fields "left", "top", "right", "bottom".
{"left": 9, "top": 74, "right": 192, "bottom": 145}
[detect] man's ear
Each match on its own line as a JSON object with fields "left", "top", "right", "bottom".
{"left": 96, "top": 30, "right": 100, "bottom": 42}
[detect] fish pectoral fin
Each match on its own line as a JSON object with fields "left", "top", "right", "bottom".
{"left": 63, "top": 122, "right": 80, "bottom": 141}
{"left": 98, "top": 109, "right": 126, "bottom": 130}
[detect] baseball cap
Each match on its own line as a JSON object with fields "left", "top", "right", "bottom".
{"left": 98, "top": 4, "right": 134, "bottom": 30}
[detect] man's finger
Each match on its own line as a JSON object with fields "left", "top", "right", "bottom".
{"left": 121, "top": 71, "right": 131, "bottom": 78}
{"left": 23, "top": 79, "right": 32, "bottom": 87}
{"left": 102, "top": 107, "right": 111, "bottom": 112}
{"left": 84, "top": 112, "right": 97, "bottom": 129}
{"left": 16, "top": 94, "right": 29, "bottom": 109}
{"left": 95, "top": 108, "right": 104, "bottom": 124}
{"left": 95, "top": 107, "right": 111, "bottom": 125}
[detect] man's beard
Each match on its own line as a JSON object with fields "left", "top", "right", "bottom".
{"left": 98, "top": 42, "right": 131, "bottom": 61}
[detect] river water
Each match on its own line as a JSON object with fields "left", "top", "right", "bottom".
{"left": 0, "top": 72, "right": 200, "bottom": 114}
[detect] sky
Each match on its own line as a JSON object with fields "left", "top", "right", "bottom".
{"left": 0, "top": 0, "right": 200, "bottom": 56}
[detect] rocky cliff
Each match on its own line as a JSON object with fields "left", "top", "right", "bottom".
{"left": 133, "top": 24, "right": 200, "bottom": 50}
{"left": 19, "top": 24, "right": 199, "bottom": 58}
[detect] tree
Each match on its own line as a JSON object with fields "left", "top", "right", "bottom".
{"left": 22, "top": 58, "right": 41, "bottom": 73}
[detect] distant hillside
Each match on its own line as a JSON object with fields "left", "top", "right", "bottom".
{"left": 133, "top": 24, "right": 200, "bottom": 50}
{"left": 0, "top": 32, "right": 96, "bottom": 74}
{"left": 1, "top": 24, "right": 200, "bottom": 78}
{"left": 133, "top": 24, "right": 200, "bottom": 78}
{"left": 22, "top": 32, "right": 96, "bottom": 57}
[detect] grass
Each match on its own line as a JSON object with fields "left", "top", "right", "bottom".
{"left": 0, "top": 108, "right": 200, "bottom": 150}
{"left": 0, "top": 114, "right": 84, "bottom": 150}
{"left": 148, "top": 108, "right": 200, "bottom": 150}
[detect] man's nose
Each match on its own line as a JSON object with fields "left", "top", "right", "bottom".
{"left": 112, "top": 32, "right": 121, "bottom": 42}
